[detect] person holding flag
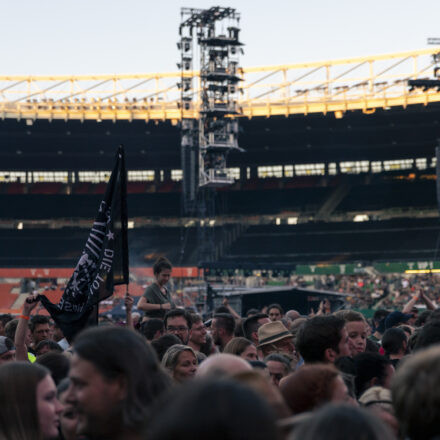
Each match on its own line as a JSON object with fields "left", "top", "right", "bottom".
{"left": 37, "top": 146, "right": 129, "bottom": 343}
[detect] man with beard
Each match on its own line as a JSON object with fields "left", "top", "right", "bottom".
{"left": 258, "top": 322, "right": 296, "bottom": 368}
{"left": 296, "top": 315, "right": 350, "bottom": 365}
{"left": 164, "top": 309, "right": 192, "bottom": 344}
{"left": 211, "top": 313, "right": 235, "bottom": 352}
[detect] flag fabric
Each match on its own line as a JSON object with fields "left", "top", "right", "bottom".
{"left": 39, "top": 146, "right": 129, "bottom": 342}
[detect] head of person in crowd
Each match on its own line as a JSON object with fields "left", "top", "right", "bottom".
{"left": 195, "top": 351, "right": 207, "bottom": 364}
{"left": 164, "top": 309, "right": 192, "bottom": 344}
{"left": 188, "top": 313, "right": 207, "bottom": 351}
{"left": 57, "top": 378, "right": 78, "bottom": 440}
{"left": 358, "top": 386, "right": 399, "bottom": 436}
{"left": 213, "top": 305, "right": 230, "bottom": 314}
{"left": 392, "top": 345, "right": 440, "bottom": 440}
{"left": 296, "top": 315, "right": 350, "bottom": 364}
{"left": 290, "top": 404, "right": 395, "bottom": 440}
{"left": 267, "top": 303, "right": 284, "bottom": 322}
{"left": 381, "top": 328, "right": 408, "bottom": 365}
{"left": 242, "top": 313, "right": 270, "bottom": 346}
{"left": 211, "top": 313, "right": 235, "bottom": 351}
{"left": 5, "top": 319, "right": 27, "bottom": 347}
{"left": 37, "top": 351, "right": 71, "bottom": 386}
{"left": 334, "top": 354, "right": 356, "bottom": 377}
{"left": 248, "top": 359, "right": 268, "bottom": 372}
{"left": 335, "top": 310, "right": 368, "bottom": 357}
{"left": 0, "top": 335, "right": 16, "bottom": 365}
{"left": 30, "top": 315, "right": 52, "bottom": 346}
{"left": 4, "top": 318, "right": 19, "bottom": 341}
{"left": 223, "top": 337, "right": 258, "bottom": 361}
{"left": 196, "top": 353, "right": 252, "bottom": 378}
{"left": 233, "top": 318, "right": 245, "bottom": 337}
{"left": 0, "top": 361, "right": 63, "bottom": 440}
{"left": 147, "top": 379, "right": 278, "bottom": 440}
{"left": 371, "top": 309, "right": 389, "bottom": 337}
{"left": 161, "top": 344, "right": 198, "bottom": 383}
{"left": 140, "top": 318, "right": 164, "bottom": 342}
{"left": 280, "top": 364, "right": 351, "bottom": 415}
{"left": 384, "top": 310, "right": 412, "bottom": 330}
{"left": 365, "top": 337, "right": 380, "bottom": 353}
{"left": 285, "top": 309, "right": 301, "bottom": 324}
{"left": 414, "top": 318, "right": 440, "bottom": 351}
{"left": 151, "top": 333, "right": 182, "bottom": 362}
{"left": 35, "top": 339, "right": 63, "bottom": 357}
{"left": 0, "top": 313, "right": 12, "bottom": 336}
{"left": 153, "top": 256, "right": 172, "bottom": 287}
{"left": 353, "top": 352, "right": 394, "bottom": 397}
{"left": 397, "top": 324, "right": 413, "bottom": 339}
{"left": 258, "top": 321, "right": 295, "bottom": 360}
{"left": 414, "top": 309, "right": 432, "bottom": 327}
{"left": 66, "top": 326, "right": 170, "bottom": 440}
{"left": 233, "top": 370, "right": 291, "bottom": 419}
{"left": 246, "top": 308, "right": 260, "bottom": 317}
{"left": 290, "top": 317, "right": 307, "bottom": 340}
{"left": 264, "top": 353, "right": 292, "bottom": 386}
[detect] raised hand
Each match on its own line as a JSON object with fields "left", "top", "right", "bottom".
{"left": 23, "top": 293, "right": 39, "bottom": 316}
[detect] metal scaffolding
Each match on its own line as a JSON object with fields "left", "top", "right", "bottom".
{"left": 177, "top": 6, "right": 244, "bottom": 264}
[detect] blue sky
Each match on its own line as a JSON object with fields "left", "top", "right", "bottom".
{"left": 1, "top": 0, "right": 439, "bottom": 75}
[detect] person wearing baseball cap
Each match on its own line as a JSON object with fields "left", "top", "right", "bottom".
{"left": 0, "top": 336, "right": 15, "bottom": 365}
{"left": 384, "top": 311, "right": 413, "bottom": 330}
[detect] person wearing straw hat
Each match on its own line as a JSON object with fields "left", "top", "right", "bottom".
{"left": 257, "top": 321, "right": 296, "bottom": 365}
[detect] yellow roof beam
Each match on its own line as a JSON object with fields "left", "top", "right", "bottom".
{"left": 0, "top": 48, "right": 439, "bottom": 121}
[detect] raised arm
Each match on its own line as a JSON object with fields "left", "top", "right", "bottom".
{"left": 15, "top": 293, "right": 38, "bottom": 362}
{"left": 420, "top": 290, "right": 436, "bottom": 311}
{"left": 402, "top": 292, "right": 419, "bottom": 314}
{"left": 222, "top": 296, "right": 241, "bottom": 321}
{"left": 125, "top": 293, "right": 134, "bottom": 330}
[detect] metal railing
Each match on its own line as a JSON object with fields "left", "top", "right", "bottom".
{"left": 1, "top": 48, "right": 439, "bottom": 121}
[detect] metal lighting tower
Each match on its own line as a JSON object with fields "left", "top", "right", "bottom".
{"left": 178, "top": 6, "right": 244, "bottom": 263}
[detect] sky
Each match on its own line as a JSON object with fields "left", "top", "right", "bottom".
{"left": 1, "top": 0, "right": 439, "bottom": 76}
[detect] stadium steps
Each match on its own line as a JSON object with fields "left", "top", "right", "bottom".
{"left": 315, "top": 182, "right": 351, "bottom": 221}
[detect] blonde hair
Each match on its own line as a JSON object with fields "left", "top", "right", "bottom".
{"left": 161, "top": 344, "right": 196, "bottom": 374}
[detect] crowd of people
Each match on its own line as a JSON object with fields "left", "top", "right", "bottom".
{"left": 198, "top": 271, "right": 440, "bottom": 311}
{"left": 1, "top": 256, "right": 440, "bottom": 439}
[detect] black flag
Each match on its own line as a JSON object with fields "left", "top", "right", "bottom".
{"left": 39, "top": 146, "right": 129, "bottom": 342}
